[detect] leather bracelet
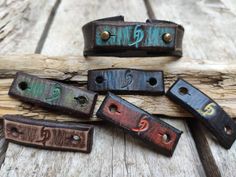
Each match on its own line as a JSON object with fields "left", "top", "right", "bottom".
{"left": 82, "top": 16, "right": 184, "bottom": 57}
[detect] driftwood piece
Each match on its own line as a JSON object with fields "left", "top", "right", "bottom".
{"left": 0, "top": 54, "right": 235, "bottom": 122}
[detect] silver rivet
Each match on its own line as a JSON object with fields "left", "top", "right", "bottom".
{"left": 73, "top": 135, "right": 81, "bottom": 141}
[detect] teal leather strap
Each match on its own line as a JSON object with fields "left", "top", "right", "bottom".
{"left": 82, "top": 16, "right": 184, "bottom": 57}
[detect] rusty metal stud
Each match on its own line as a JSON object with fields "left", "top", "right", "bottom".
{"left": 162, "top": 33, "right": 172, "bottom": 43}
{"left": 100, "top": 31, "right": 110, "bottom": 41}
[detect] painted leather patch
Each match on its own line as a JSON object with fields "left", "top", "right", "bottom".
{"left": 95, "top": 24, "right": 176, "bottom": 48}
{"left": 96, "top": 92, "right": 182, "bottom": 156}
{"left": 166, "top": 79, "right": 236, "bottom": 149}
{"left": 9, "top": 72, "right": 97, "bottom": 118}
{"left": 88, "top": 69, "right": 164, "bottom": 95}
{"left": 3, "top": 115, "right": 94, "bottom": 153}
{"left": 82, "top": 16, "right": 184, "bottom": 57}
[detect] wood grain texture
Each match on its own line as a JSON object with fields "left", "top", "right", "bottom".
{"left": 0, "top": 122, "right": 205, "bottom": 177}
{"left": 149, "top": 0, "right": 236, "bottom": 176}
{"left": 0, "top": 0, "right": 205, "bottom": 177}
{"left": 0, "top": 55, "right": 235, "bottom": 121}
{"left": 41, "top": 0, "right": 148, "bottom": 55}
{"left": 0, "top": 0, "right": 59, "bottom": 168}
{"left": 0, "top": 120, "right": 8, "bottom": 167}
{"left": 149, "top": 0, "right": 236, "bottom": 61}
{"left": 0, "top": 0, "right": 57, "bottom": 54}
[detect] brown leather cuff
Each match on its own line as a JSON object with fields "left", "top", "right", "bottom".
{"left": 82, "top": 16, "right": 184, "bottom": 57}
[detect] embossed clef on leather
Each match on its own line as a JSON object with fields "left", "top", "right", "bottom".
{"left": 82, "top": 16, "right": 184, "bottom": 57}
{"left": 88, "top": 68, "right": 164, "bottom": 95}
{"left": 3, "top": 115, "right": 94, "bottom": 153}
{"left": 96, "top": 92, "right": 183, "bottom": 156}
{"left": 166, "top": 78, "right": 236, "bottom": 149}
{"left": 8, "top": 72, "right": 98, "bottom": 118}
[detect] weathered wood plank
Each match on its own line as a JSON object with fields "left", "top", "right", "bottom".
{"left": 149, "top": 0, "right": 236, "bottom": 176}
{"left": 41, "top": 0, "right": 148, "bottom": 55}
{"left": 0, "top": 0, "right": 59, "bottom": 169}
{"left": 0, "top": 121, "right": 206, "bottom": 177}
{"left": 148, "top": 0, "right": 236, "bottom": 61}
{"left": 0, "top": 55, "right": 235, "bottom": 122}
{"left": 0, "top": 120, "right": 7, "bottom": 166}
{"left": 0, "top": 0, "right": 205, "bottom": 176}
{"left": 0, "top": 0, "right": 57, "bottom": 54}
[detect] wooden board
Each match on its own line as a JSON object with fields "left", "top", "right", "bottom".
{"left": 0, "top": 0, "right": 57, "bottom": 54}
{"left": 149, "top": 0, "right": 236, "bottom": 176}
{"left": 0, "top": 0, "right": 206, "bottom": 176}
{"left": 0, "top": 55, "right": 235, "bottom": 122}
{"left": 0, "top": 120, "right": 7, "bottom": 166}
{"left": 0, "top": 121, "right": 205, "bottom": 177}
{"left": 0, "top": 0, "right": 58, "bottom": 168}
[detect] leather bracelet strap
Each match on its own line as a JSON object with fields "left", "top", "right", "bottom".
{"left": 82, "top": 16, "right": 184, "bottom": 57}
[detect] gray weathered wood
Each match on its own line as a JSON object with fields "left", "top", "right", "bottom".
{"left": 149, "top": 0, "right": 236, "bottom": 176}
{"left": 0, "top": 0, "right": 57, "bottom": 54}
{"left": 0, "top": 0, "right": 58, "bottom": 168}
{"left": 0, "top": 121, "right": 205, "bottom": 177}
{"left": 0, "top": 121, "right": 7, "bottom": 167}
{"left": 0, "top": 55, "right": 236, "bottom": 122}
{"left": 149, "top": 0, "right": 236, "bottom": 61}
{"left": 0, "top": 0, "right": 206, "bottom": 176}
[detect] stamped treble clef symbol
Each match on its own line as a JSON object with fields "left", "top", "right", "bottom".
{"left": 45, "top": 83, "right": 62, "bottom": 103}
{"left": 128, "top": 25, "right": 144, "bottom": 48}
{"left": 197, "top": 102, "right": 217, "bottom": 117}
{"left": 132, "top": 115, "right": 149, "bottom": 133}
{"left": 36, "top": 127, "right": 51, "bottom": 146}
{"left": 121, "top": 70, "right": 133, "bottom": 88}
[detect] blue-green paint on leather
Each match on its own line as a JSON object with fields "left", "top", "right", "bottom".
{"left": 95, "top": 25, "right": 175, "bottom": 48}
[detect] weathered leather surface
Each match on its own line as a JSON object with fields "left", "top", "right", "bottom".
{"left": 9, "top": 72, "right": 98, "bottom": 119}
{"left": 4, "top": 115, "right": 94, "bottom": 153}
{"left": 167, "top": 79, "right": 236, "bottom": 149}
{"left": 88, "top": 68, "right": 164, "bottom": 95}
{"left": 82, "top": 16, "right": 184, "bottom": 57}
{"left": 96, "top": 92, "right": 183, "bottom": 156}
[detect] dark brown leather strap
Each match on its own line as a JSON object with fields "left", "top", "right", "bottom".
{"left": 82, "top": 16, "right": 184, "bottom": 57}
{"left": 3, "top": 115, "right": 94, "bottom": 152}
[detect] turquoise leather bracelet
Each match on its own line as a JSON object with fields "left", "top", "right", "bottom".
{"left": 82, "top": 16, "right": 184, "bottom": 57}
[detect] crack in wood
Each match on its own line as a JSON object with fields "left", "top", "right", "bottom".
{"left": 35, "top": 0, "right": 61, "bottom": 53}
{"left": 188, "top": 120, "right": 222, "bottom": 177}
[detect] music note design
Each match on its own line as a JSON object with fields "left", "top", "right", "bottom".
{"left": 36, "top": 127, "right": 51, "bottom": 146}
{"left": 197, "top": 102, "right": 217, "bottom": 117}
{"left": 128, "top": 25, "right": 144, "bottom": 48}
{"left": 45, "top": 83, "right": 62, "bottom": 103}
{"left": 132, "top": 116, "right": 149, "bottom": 133}
{"left": 121, "top": 70, "right": 133, "bottom": 88}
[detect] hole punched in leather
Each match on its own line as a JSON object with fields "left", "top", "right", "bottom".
{"left": 3, "top": 115, "right": 94, "bottom": 153}
{"left": 166, "top": 78, "right": 236, "bottom": 149}
{"left": 96, "top": 92, "right": 183, "bottom": 157}
{"left": 9, "top": 72, "right": 98, "bottom": 119}
{"left": 82, "top": 16, "right": 184, "bottom": 57}
{"left": 88, "top": 69, "right": 164, "bottom": 95}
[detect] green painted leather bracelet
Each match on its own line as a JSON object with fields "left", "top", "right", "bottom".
{"left": 82, "top": 16, "right": 184, "bottom": 57}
